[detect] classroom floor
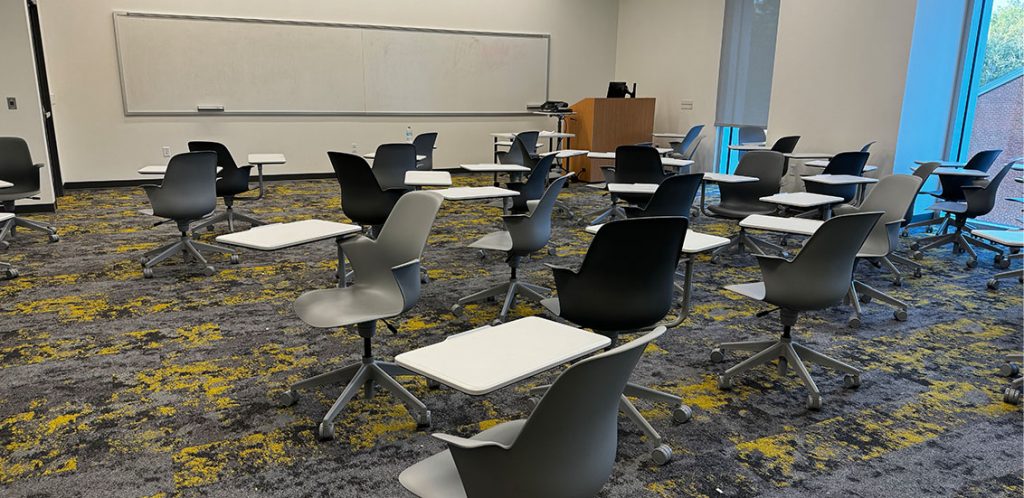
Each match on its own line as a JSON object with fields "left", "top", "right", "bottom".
{"left": 1, "top": 176, "right": 1021, "bottom": 497}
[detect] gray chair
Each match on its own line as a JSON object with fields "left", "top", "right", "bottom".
{"left": 669, "top": 125, "right": 704, "bottom": 160}
{"left": 895, "top": 162, "right": 941, "bottom": 274}
{"left": 0, "top": 137, "right": 59, "bottom": 248}
{"left": 911, "top": 161, "right": 1015, "bottom": 268}
{"left": 738, "top": 126, "right": 766, "bottom": 145}
{"left": 398, "top": 327, "right": 666, "bottom": 498}
{"left": 708, "top": 150, "right": 786, "bottom": 260}
{"left": 452, "top": 176, "right": 569, "bottom": 323}
{"left": 277, "top": 191, "right": 443, "bottom": 439}
{"left": 497, "top": 133, "right": 540, "bottom": 170}
{"left": 371, "top": 143, "right": 418, "bottom": 191}
{"left": 834, "top": 174, "right": 923, "bottom": 327}
{"left": 713, "top": 211, "right": 882, "bottom": 409}
{"left": 187, "top": 141, "right": 263, "bottom": 232}
{"left": 138, "top": 152, "right": 239, "bottom": 278}
{"left": 623, "top": 173, "right": 703, "bottom": 219}
{"left": 412, "top": 132, "right": 438, "bottom": 171}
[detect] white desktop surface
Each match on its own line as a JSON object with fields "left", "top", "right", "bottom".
{"left": 662, "top": 158, "right": 695, "bottom": 169}
{"left": 215, "top": 220, "right": 361, "bottom": 251}
{"left": 540, "top": 149, "right": 589, "bottom": 158}
{"left": 760, "top": 192, "right": 844, "bottom": 208}
{"left": 607, "top": 183, "right": 658, "bottom": 195}
{"left": 585, "top": 226, "right": 730, "bottom": 253}
{"left": 703, "top": 172, "right": 759, "bottom": 183}
{"left": 919, "top": 167, "right": 989, "bottom": 177}
{"left": 740, "top": 215, "right": 824, "bottom": 236}
{"left": 394, "top": 316, "right": 610, "bottom": 396}
{"left": 433, "top": 186, "right": 520, "bottom": 200}
{"left": 970, "top": 230, "right": 1024, "bottom": 248}
{"left": 653, "top": 132, "right": 688, "bottom": 139}
{"left": 461, "top": 164, "right": 531, "bottom": 173}
{"left": 0, "top": 212, "right": 13, "bottom": 222}
{"left": 138, "top": 165, "right": 222, "bottom": 175}
{"left": 364, "top": 152, "right": 427, "bottom": 161}
{"left": 247, "top": 153, "right": 286, "bottom": 165}
{"left": 801, "top": 174, "right": 879, "bottom": 185}
{"left": 728, "top": 144, "right": 767, "bottom": 152}
{"left": 404, "top": 171, "right": 452, "bottom": 187}
{"left": 915, "top": 160, "right": 965, "bottom": 168}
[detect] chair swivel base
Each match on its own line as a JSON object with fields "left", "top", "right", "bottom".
{"left": 0, "top": 215, "right": 59, "bottom": 249}
{"left": 452, "top": 278, "right": 549, "bottom": 324}
{"left": 711, "top": 228, "right": 783, "bottom": 263}
{"left": 712, "top": 332, "right": 862, "bottom": 410}
{"left": 846, "top": 280, "right": 909, "bottom": 328}
{"left": 139, "top": 232, "right": 239, "bottom": 278}
{"left": 911, "top": 228, "right": 1003, "bottom": 269}
{"left": 192, "top": 205, "right": 266, "bottom": 233}
{"left": 528, "top": 382, "right": 691, "bottom": 465}
{"left": 587, "top": 203, "right": 626, "bottom": 225}
{"left": 275, "top": 330, "right": 432, "bottom": 440}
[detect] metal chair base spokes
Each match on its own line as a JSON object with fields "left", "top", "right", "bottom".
{"left": 846, "top": 279, "right": 909, "bottom": 328}
{"left": 139, "top": 230, "right": 238, "bottom": 278}
{"left": 192, "top": 205, "right": 266, "bottom": 233}
{"left": 711, "top": 228, "right": 783, "bottom": 262}
{"left": 713, "top": 332, "right": 862, "bottom": 410}
{"left": 455, "top": 278, "right": 549, "bottom": 324}
{"left": 0, "top": 214, "right": 59, "bottom": 248}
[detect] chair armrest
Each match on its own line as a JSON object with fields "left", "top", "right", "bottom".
{"left": 391, "top": 259, "right": 422, "bottom": 311}
{"left": 33, "top": 163, "right": 45, "bottom": 169}
{"left": 433, "top": 433, "right": 511, "bottom": 451}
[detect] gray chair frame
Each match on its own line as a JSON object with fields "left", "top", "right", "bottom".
{"left": 278, "top": 191, "right": 444, "bottom": 439}
{"left": 0, "top": 137, "right": 59, "bottom": 248}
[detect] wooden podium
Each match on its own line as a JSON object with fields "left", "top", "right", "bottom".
{"left": 565, "top": 97, "right": 656, "bottom": 182}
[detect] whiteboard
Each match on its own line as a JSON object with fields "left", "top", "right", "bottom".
{"left": 112, "top": 12, "right": 550, "bottom": 116}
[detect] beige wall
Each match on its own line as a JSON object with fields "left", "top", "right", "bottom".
{"left": 768, "top": 0, "right": 918, "bottom": 184}
{"left": 614, "top": 0, "right": 725, "bottom": 172}
{"left": 36, "top": 0, "right": 620, "bottom": 183}
{"left": 0, "top": 0, "right": 55, "bottom": 205}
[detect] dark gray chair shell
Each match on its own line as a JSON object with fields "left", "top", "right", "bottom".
{"left": 329, "top": 151, "right": 407, "bottom": 232}
{"left": 0, "top": 137, "right": 58, "bottom": 246}
{"left": 624, "top": 173, "right": 703, "bottom": 219}
{"left": 804, "top": 151, "right": 869, "bottom": 203}
{"left": 372, "top": 143, "right": 418, "bottom": 190}
{"left": 412, "top": 132, "right": 438, "bottom": 171}
{"left": 187, "top": 141, "right": 262, "bottom": 232}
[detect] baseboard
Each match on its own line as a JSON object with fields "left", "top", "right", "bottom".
{"left": 63, "top": 172, "right": 337, "bottom": 191}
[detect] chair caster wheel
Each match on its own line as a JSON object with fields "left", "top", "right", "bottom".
{"left": 138, "top": 256, "right": 148, "bottom": 265}
{"left": 966, "top": 259, "right": 977, "bottom": 269}
{"left": 48, "top": 234, "right": 60, "bottom": 243}
{"left": 710, "top": 255, "right": 721, "bottom": 265}
{"left": 0, "top": 241, "right": 9, "bottom": 250}
{"left": 414, "top": 410, "right": 432, "bottom": 428}
{"left": 547, "top": 247, "right": 557, "bottom": 256}
{"left": 995, "top": 258, "right": 1011, "bottom": 269}
{"left": 527, "top": 397, "right": 540, "bottom": 411}
{"left": 230, "top": 254, "right": 240, "bottom": 264}
{"left": 806, "top": 394, "right": 822, "bottom": 410}
{"left": 847, "top": 316, "right": 861, "bottom": 328}
{"left": 987, "top": 279, "right": 999, "bottom": 290}
{"left": 275, "top": 390, "right": 299, "bottom": 407}
{"left": 859, "top": 294, "right": 872, "bottom": 304}
{"left": 892, "top": 277, "right": 902, "bottom": 287}
{"left": 420, "top": 273, "right": 430, "bottom": 284}
{"left": 999, "top": 363, "right": 1020, "bottom": 377}
{"left": 870, "top": 259, "right": 882, "bottom": 268}
{"left": 894, "top": 309, "right": 908, "bottom": 321}
{"left": 317, "top": 422, "right": 335, "bottom": 440}
{"left": 426, "top": 378, "right": 442, "bottom": 390}
{"left": 843, "top": 374, "right": 861, "bottom": 389}
{"left": 3, "top": 268, "right": 18, "bottom": 279}
{"left": 143, "top": 268, "right": 154, "bottom": 279}
{"left": 910, "top": 242, "right": 920, "bottom": 251}
{"left": 913, "top": 268, "right": 922, "bottom": 278}
{"left": 912, "top": 251, "right": 924, "bottom": 261}
{"left": 710, "top": 348, "right": 725, "bottom": 363}
{"left": 673, "top": 405, "right": 692, "bottom": 423}
{"left": 207, "top": 226, "right": 216, "bottom": 232}
{"left": 717, "top": 375, "right": 732, "bottom": 390}
{"left": 477, "top": 250, "right": 487, "bottom": 260}
{"left": 450, "top": 304, "right": 463, "bottom": 317}
{"left": 204, "top": 265, "right": 216, "bottom": 276}
{"left": 651, "top": 444, "right": 672, "bottom": 466}
{"left": 1004, "top": 388, "right": 1022, "bottom": 405}
{"left": 776, "top": 357, "right": 788, "bottom": 376}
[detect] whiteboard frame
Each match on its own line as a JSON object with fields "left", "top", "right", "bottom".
{"left": 112, "top": 11, "right": 551, "bottom": 117}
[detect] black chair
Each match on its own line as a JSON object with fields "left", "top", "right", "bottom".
{"left": 912, "top": 161, "right": 1016, "bottom": 268}
{"left": 187, "top": 141, "right": 263, "bottom": 232}
{"left": 624, "top": 173, "right": 703, "bottom": 219}
{"left": 770, "top": 135, "right": 801, "bottom": 154}
{"left": 714, "top": 212, "right": 883, "bottom": 410}
{"left": 860, "top": 141, "right": 877, "bottom": 152}
{"left": 138, "top": 152, "right": 239, "bottom": 278}
{"left": 604, "top": 145, "right": 671, "bottom": 205}
{"left": 329, "top": 152, "right": 406, "bottom": 237}
{"left": 904, "top": 149, "right": 1002, "bottom": 234}
{"left": 508, "top": 154, "right": 556, "bottom": 215}
{"left": 0, "top": 137, "right": 59, "bottom": 248}
{"left": 738, "top": 126, "right": 766, "bottom": 145}
{"left": 539, "top": 216, "right": 691, "bottom": 465}
{"left": 412, "top": 132, "right": 438, "bottom": 171}
{"left": 803, "top": 151, "right": 869, "bottom": 204}
{"left": 497, "top": 131, "right": 540, "bottom": 166}
{"left": 708, "top": 150, "right": 786, "bottom": 259}
{"left": 371, "top": 143, "right": 418, "bottom": 191}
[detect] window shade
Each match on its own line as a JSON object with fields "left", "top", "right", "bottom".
{"left": 715, "top": 0, "right": 781, "bottom": 128}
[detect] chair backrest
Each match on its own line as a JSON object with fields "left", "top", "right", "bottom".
{"left": 770, "top": 136, "right": 801, "bottom": 154}
{"left": 0, "top": 137, "right": 41, "bottom": 191}
{"left": 965, "top": 149, "right": 1002, "bottom": 172}
{"left": 499, "top": 133, "right": 540, "bottom": 169}
{"left": 627, "top": 173, "right": 703, "bottom": 219}
{"left": 614, "top": 145, "right": 667, "bottom": 184}
{"left": 329, "top": 151, "right": 401, "bottom": 226}
{"left": 860, "top": 141, "right": 877, "bottom": 153}
{"left": 187, "top": 141, "right": 238, "bottom": 170}
{"left": 902, "top": 162, "right": 940, "bottom": 227}
{"left": 853, "top": 174, "right": 922, "bottom": 255}
{"left": 510, "top": 154, "right": 556, "bottom": 213}
{"left": 673, "top": 125, "right": 704, "bottom": 157}
{"left": 411, "top": 132, "right": 438, "bottom": 171}
{"left": 762, "top": 211, "right": 882, "bottom": 311}
{"left": 965, "top": 161, "right": 1015, "bottom": 217}
{"left": 719, "top": 150, "right": 785, "bottom": 209}
{"left": 936, "top": 149, "right": 1003, "bottom": 202}
{"left": 372, "top": 143, "right": 417, "bottom": 190}
{"left": 451, "top": 327, "right": 666, "bottom": 498}
{"left": 554, "top": 217, "right": 688, "bottom": 333}
{"left": 805, "top": 151, "right": 870, "bottom": 202}
{"left": 508, "top": 175, "right": 569, "bottom": 253}
{"left": 516, "top": 131, "right": 541, "bottom": 157}
{"left": 738, "top": 126, "right": 766, "bottom": 145}
{"left": 152, "top": 151, "right": 219, "bottom": 220}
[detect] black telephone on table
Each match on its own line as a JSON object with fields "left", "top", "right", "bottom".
{"left": 539, "top": 100, "right": 570, "bottom": 112}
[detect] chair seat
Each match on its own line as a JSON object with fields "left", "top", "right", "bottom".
{"left": 0, "top": 186, "right": 41, "bottom": 203}
{"left": 293, "top": 285, "right": 404, "bottom": 328}
{"left": 399, "top": 420, "right": 527, "bottom": 498}
{"left": 468, "top": 231, "right": 513, "bottom": 252}
{"left": 707, "top": 203, "right": 776, "bottom": 219}
{"left": 927, "top": 201, "right": 967, "bottom": 214}
{"left": 724, "top": 282, "right": 766, "bottom": 301}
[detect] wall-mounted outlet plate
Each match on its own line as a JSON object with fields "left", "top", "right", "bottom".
{"left": 161, "top": 146, "right": 171, "bottom": 157}
{"left": 6, "top": 97, "right": 16, "bottom": 110}
{"left": 680, "top": 100, "right": 694, "bottom": 111}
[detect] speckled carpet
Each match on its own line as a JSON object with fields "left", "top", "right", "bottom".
{"left": 0, "top": 175, "right": 1021, "bottom": 497}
